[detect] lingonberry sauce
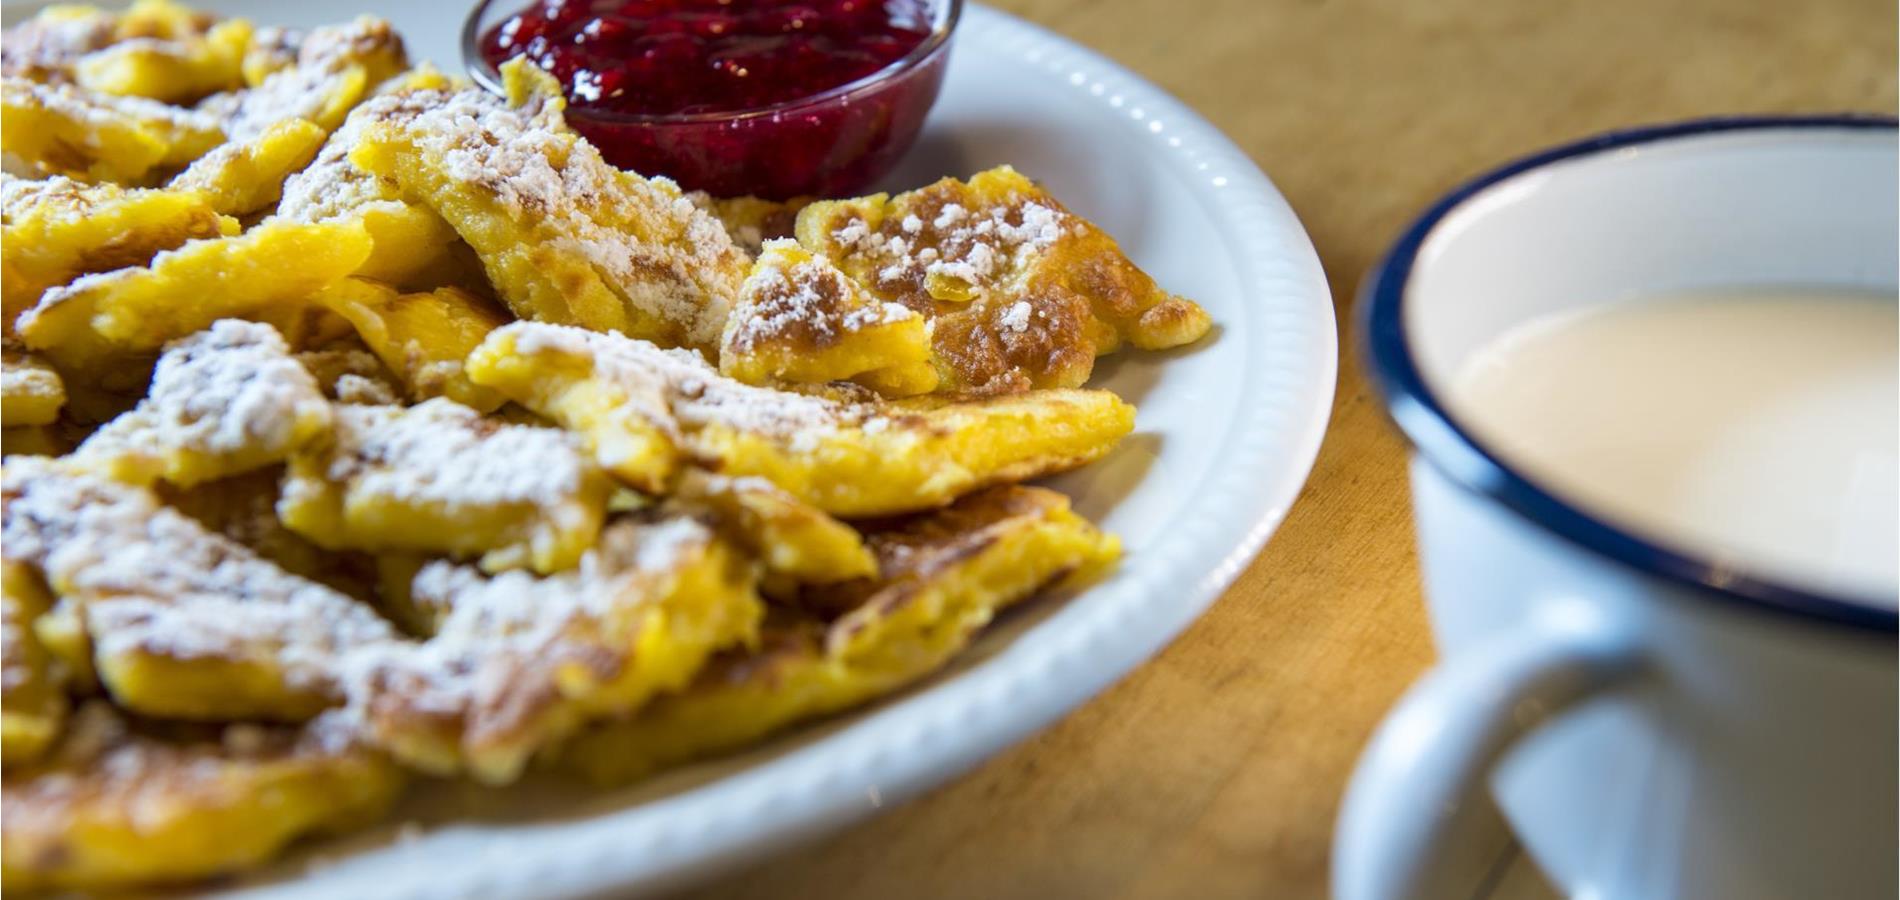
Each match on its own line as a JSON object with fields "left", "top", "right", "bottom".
{"left": 483, "top": 0, "right": 931, "bottom": 117}
{"left": 476, "top": 0, "right": 951, "bottom": 198}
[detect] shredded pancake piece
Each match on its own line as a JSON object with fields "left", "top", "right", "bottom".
{"left": 1, "top": 702, "right": 403, "bottom": 894}
{"left": 1, "top": 173, "right": 235, "bottom": 335}
{"left": 0, "top": 457, "right": 403, "bottom": 722}
{"left": 201, "top": 16, "right": 407, "bottom": 141}
{"left": 72, "top": 320, "right": 331, "bottom": 487}
{"left": 468, "top": 322, "right": 1137, "bottom": 516}
{"left": 294, "top": 343, "right": 403, "bottom": 405}
{"left": 1, "top": 348, "right": 67, "bottom": 426}
{"left": 721, "top": 239, "right": 935, "bottom": 394}
{"left": 689, "top": 192, "right": 808, "bottom": 257}
{"left": 673, "top": 470, "right": 878, "bottom": 589}
{"left": 275, "top": 67, "right": 482, "bottom": 292}
{"left": 339, "top": 514, "right": 761, "bottom": 784}
{"left": 275, "top": 71, "right": 478, "bottom": 290}
{"left": 160, "top": 468, "right": 378, "bottom": 603}
{"left": 239, "top": 24, "right": 302, "bottom": 86}
{"left": 345, "top": 64, "right": 745, "bottom": 352}
{"left": 16, "top": 216, "right": 372, "bottom": 378}
{"left": 278, "top": 397, "right": 611, "bottom": 574}
{"left": 71, "top": 16, "right": 252, "bottom": 105}
{"left": 559, "top": 485, "right": 1119, "bottom": 783}
{"left": 0, "top": 76, "right": 224, "bottom": 182}
{"left": 2, "top": 560, "right": 68, "bottom": 767}
{"left": 165, "top": 117, "right": 326, "bottom": 216}
{"left": 312, "top": 278, "right": 509, "bottom": 411}
{"left": 274, "top": 64, "right": 463, "bottom": 224}
{"left": 1, "top": 6, "right": 117, "bottom": 82}
{"left": 797, "top": 165, "right": 1213, "bottom": 393}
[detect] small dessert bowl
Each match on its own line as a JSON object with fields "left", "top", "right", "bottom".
{"left": 462, "top": 0, "right": 961, "bottom": 199}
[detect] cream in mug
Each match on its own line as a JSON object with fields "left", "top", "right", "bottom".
{"left": 1448, "top": 289, "right": 1899, "bottom": 604}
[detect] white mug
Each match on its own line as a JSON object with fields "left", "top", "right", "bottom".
{"left": 1337, "top": 118, "right": 1899, "bottom": 900}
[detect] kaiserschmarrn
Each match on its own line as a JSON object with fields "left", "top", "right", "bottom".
{"left": 0, "top": 2, "right": 1212, "bottom": 892}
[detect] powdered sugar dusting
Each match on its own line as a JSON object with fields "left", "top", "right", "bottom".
{"left": 0, "top": 171, "right": 51, "bottom": 220}
{"left": 0, "top": 453, "right": 730, "bottom": 773}
{"left": 931, "top": 204, "right": 967, "bottom": 229}
{"left": 361, "top": 84, "right": 742, "bottom": 349}
{"left": 334, "top": 514, "right": 714, "bottom": 769}
{"left": 1, "top": 173, "right": 116, "bottom": 226}
{"left": 828, "top": 196, "right": 1076, "bottom": 298}
{"left": 332, "top": 373, "right": 398, "bottom": 405}
{"left": 295, "top": 347, "right": 400, "bottom": 404}
{"left": 5, "top": 76, "right": 223, "bottom": 136}
{"left": 244, "top": 25, "right": 304, "bottom": 80}
{"left": 317, "top": 398, "right": 591, "bottom": 513}
{"left": 1, "top": 8, "right": 114, "bottom": 81}
{"left": 76, "top": 320, "right": 329, "bottom": 469}
{"left": 998, "top": 301, "right": 1033, "bottom": 334}
{"left": 726, "top": 240, "right": 914, "bottom": 354}
{"left": 278, "top": 87, "right": 440, "bottom": 222}
{"left": 211, "top": 17, "right": 405, "bottom": 141}
{"left": 0, "top": 458, "right": 402, "bottom": 697}
{"left": 504, "top": 322, "right": 881, "bottom": 438}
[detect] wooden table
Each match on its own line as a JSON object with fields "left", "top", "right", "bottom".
{"left": 689, "top": 2, "right": 1898, "bottom": 897}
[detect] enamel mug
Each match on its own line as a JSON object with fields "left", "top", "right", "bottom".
{"left": 1337, "top": 117, "right": 1899, "bottom": 900}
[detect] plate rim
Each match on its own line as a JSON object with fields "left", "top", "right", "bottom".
{"left": 14, "top": 2, "right": 1338, "bottom": 896}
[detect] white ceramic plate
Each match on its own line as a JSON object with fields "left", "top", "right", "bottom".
{"left": 1, "top": 2, "right": 1337, "bottom": 896}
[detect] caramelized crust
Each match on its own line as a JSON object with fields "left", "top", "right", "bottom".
{"left": 721, "top": 239, "right": 934, "bottom": 392}
{"left": 345, "top": 64, "right": 745, "bottom": 353}
{"left": 467, "top": 322, "right": 1136, "bottom": 516}
{"left": 1, "top": 703, "right": 402, "bottom": 894}
{"left": 798, "top": 166, "right": 1212, "bottom": 394}
{"left": 344, "top": 515, "right": 761, "bottom": 783}
{"left": 690, "top": 192, "right": 809, "bottom": 257}
{"left": 558, "top": 485, "right": 1118, "bottom": 783}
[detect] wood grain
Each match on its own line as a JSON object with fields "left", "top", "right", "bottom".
{"left": 683, "top": 2, "right": 1897, "bottom": 897}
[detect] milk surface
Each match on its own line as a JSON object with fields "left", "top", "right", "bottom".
{"left": 1451, "top": 289, "right": 1899, "bottom": 604}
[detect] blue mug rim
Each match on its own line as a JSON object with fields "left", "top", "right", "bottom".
{"left": 1360, "top": 114, "right": 1900, "bottom": 634}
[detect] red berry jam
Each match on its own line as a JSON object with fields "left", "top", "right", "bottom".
{"left": 483, "top": 0, "right": 932, "bottom": 117}
{"left": 475, "top": 0, "right": 952, "bottom": 198}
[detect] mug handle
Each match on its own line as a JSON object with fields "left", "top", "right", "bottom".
{"left": 1333, "top": 601, "right": 1642, "bottom": 900}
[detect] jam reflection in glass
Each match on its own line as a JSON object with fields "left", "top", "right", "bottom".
{"left": 473, "top": 0, "right": 956, "bottom": 199}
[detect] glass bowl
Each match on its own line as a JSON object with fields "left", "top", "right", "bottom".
{"left": 462, "top": 0, "right": 961, "bottom": 199}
